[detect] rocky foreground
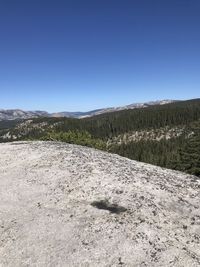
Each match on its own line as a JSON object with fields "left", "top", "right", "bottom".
{"left": 0, "top": 141, "right": 200, "bottom": 266}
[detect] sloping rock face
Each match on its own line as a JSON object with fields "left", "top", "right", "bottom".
{"left": 0, "top": 141, "right": 200, "bottom": 267}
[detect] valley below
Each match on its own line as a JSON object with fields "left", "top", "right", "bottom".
{"left": 1, "top": 99, "right": 200, "bottom": 177}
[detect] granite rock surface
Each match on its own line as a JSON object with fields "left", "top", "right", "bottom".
{"left": 0, "top": 141, "right": 200, "bottom": 266}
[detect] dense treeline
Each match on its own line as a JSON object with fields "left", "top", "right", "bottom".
{"left": 0, "top": 119, "right": 21, "bottom": 130}
{"left": 84, "top": 99, "right": 200, "bottom": 139}
{"left": 172, "top": 121, "right": 200, "bottom": 176}
{"left": 27, "top": 99, "right": 200, "bottom": 140}
{"left": 108, "top": 119, "right": 200, "bottom": 177}
{"left": 109, "top": 137, "right": 186, "bottom": 169}
{"left": 110, "top": 131, "right": 200, "bottom": 177}
{"left": 1, "top": 99, "right": 200, "bottom": 176}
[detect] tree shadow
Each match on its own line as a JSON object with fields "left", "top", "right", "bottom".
{"left": 91, "top": 199, "right": 127, "bottom": 214}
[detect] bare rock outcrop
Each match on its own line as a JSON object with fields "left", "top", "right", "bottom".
{"left": 0, "top": 141, "right": 199, "bottom": 266}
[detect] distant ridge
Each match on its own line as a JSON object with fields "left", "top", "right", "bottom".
{"left": 0, "top": 99, "right": 178, "bottom": 121}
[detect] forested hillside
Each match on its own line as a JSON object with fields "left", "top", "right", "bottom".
{"left": 0, "top": 99, "right": 200, "bottom": 176}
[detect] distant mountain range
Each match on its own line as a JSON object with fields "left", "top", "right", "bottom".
{"left": 0, "top": 100, "right": 177, "bottom": 121}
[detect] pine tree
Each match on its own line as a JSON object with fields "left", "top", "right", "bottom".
{"left": 176, "top": 121, "right": 200, "bottom": 176}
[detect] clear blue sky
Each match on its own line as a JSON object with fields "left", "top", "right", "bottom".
{"left": 0, "top": 0, "right": 199, "bottom": 112}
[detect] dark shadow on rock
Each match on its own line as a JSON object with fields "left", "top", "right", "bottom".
{"left": 91, "top": 200, "right": 127, "bottom": 214}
